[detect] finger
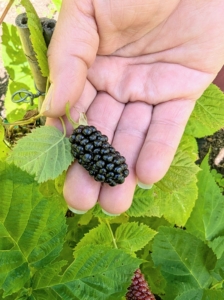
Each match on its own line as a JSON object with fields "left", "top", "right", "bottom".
{"left": 44, "top": 0, "right": 99, "bottom": 117}
{"left": 63, "top": 92, "right": 125, "bottom": 211}
{"left": 46, "top": 80, "right": 97, "bottom": 134}
{"left": 99, "top": 101, "right": 153, "bottom": 214}
{"left": 136, "top": 99, "right": 196, "bottom": 184}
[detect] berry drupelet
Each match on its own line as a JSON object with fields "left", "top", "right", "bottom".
{"left": 126, "top": 269, "right": 156, "bottom": 300}
{"left": 69, "top": 125, "right": 129, "bottom": 186}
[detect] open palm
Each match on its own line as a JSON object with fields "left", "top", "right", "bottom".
{"left": 46, "top": 0, "right": 224, "bottom": 214}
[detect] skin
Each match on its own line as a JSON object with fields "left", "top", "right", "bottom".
{"left": 45, "top": 0, "right": 224, "bottom": 214}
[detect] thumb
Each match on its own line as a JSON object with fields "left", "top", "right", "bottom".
{"left": 42, "top": 0, "right": 99, "bottom": 117}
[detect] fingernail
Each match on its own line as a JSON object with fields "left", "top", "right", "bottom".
{"left": 40, "top": 84, "right": 53, "bottom": 115}
{"left": 68, "top": 205, "right": 88, "bottom": 214}
{"left": 102, "top": 209, "right": 120, "bottom": 217}
{"left": 138, "top": 181, "right": 153, "bottom": 190}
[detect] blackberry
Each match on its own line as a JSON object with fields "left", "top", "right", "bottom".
{"left": 126, "top": 269, "right": 156, "bottom": 300}
{"left": 69, "top": 125, "right": 129, "bottom": 186}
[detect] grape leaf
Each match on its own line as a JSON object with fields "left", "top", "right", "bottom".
{"left": 127, "top": 135, "right": 199, "bottom": 226}
{"left": 1, "top": 22, "right": 35, "bottom": 122}
{"left": 115, "top": 222, "right": 157, "bottom": 254}
{"left": 175, "top": 289, "right": 224, "bottom": 300}
{"left": 152, "top": 227, "right": 216, "bottom": 299}
{"left": 0, "top": 162, "right": 67, "bottom": 297}
{"left": 7, "top": 126, "right": 74, "bottom": 183}
{"left": 185, "top": 84, "right": 224, "bottom": 138}
{"left": 20, "top": 0, "right": 49, "bottom": 77}
{"left": 32, "top": 245, "right": 141, "bottom": 300}
{"left": 186, "top": 156, "right": 224, "bottom": 241}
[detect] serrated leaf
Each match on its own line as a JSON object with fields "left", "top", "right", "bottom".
{"left": 0, "top": 162, "right": 67, "bottom": 297}
{"left": 20, "top": 0, "right": 49, "bottom": 77}
{"left": 126, "top": 187, "right": 154, "bottom": 217}
{"left": 127, "top": 181, "right": 197, "bottom": 226}
{"left": 74, "top": 223, "right": 113, "bottom": 253}
{"left": 32, "top": 260, "right": 67, "bottom": 290}
{"left": 185, "top": 84, "right": 224, "bottom": 138}
{"left": 33, "top": 245, "right": 141, "bottom": 300}
{"left": 1, "top": 23, "right": 35, "bottom": 122}
{"left": 208, "top": 236, "right": 224, "bottom": 259}
{"left": 7, "top": 126, "right": 74, "bottom": 183}
{"left": 152, "top": 227, "right": 216, "bottom": 299}
{"left": 127, "top": 135, "right": 199, "bottom": 225}
{"left": 175, "top": 289, "right": 224, "bottom": 300}
{"left": 115, "top": 222, "right": 156, "bottom": 254}
{"left": 186, "top": 155, "right": 224, "bottom": 241}
{"left": 213, "top": 252, "right": 224, "bottom": 281}
{"left": 155, "top": 135, "right": 199, "bottom": 192}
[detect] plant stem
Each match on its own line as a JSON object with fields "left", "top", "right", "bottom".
{"left": 59, "top": 117, "right": 66, "bottom": 137}
{"left": 65, "top": 102, "right": 79, "bottom": 129}
{"left": 106, "top": 220, "right": 118, "bottom": 249}
{"left": 0, "top": 0, "right": 14, "bottom": 25}
{"left": 210, "top": 279, "right": 224, "bottom": 290}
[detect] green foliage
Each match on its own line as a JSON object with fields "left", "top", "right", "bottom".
{"left": 75, "top": 222, "right": 156, "bottom": 255}
{"left": 175, "top": 289, "right": 224, "bottom": 300}
{"left": 127, "top": 135, "right": 199, "bottom": 226}
{"left": 20, "top": 0, "right": 49, "bottom": 77}
{"left": 33, "top": 246, "right": 141, "bottom": 300}
{"left": 0, "top": 162, "right": 67, "bottom": 298}
{"left": 7, "top": 126, "right": 74, "bottom": 183}
{"left": 152, "top": 226, "right": 217, "bottom": 300}
{"left": 186, "top": 156, "right": 224, "bottom": 241}
{"left": 185, "top": 84, "right": 224, "bottom": 138}
{"left": 1, "top": 22, "right": 35, "bottom": 122}
{"left": 0, "top": 119, "right": 11, "bottom": 160}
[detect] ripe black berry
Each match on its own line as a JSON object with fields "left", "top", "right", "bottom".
{"left": 126, "top": 269, "right": 156, "bottom": 300}
{"left": 69, "top": 125, "right": 129, "bottom": 186}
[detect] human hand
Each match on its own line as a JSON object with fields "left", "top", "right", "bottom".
{"left": 44, "top": 0, "right": 224, "bottom": 214}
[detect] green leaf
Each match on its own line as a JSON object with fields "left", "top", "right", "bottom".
{"left": 33, "top": 245, "right": 141, "bottom": 300}
{"left": 0, "top": 119, "right": 11, "bottom": 160}
{"left": 115, "top": 222, "right": 157, "bottom": 254}
{"left": 0, "top": 162, "right": 67, "bottom": 297}
{"left": 127, "top": 135, "right": 199, "bottom": 225}
{"left": 32, "top": 260, "right": 67, "bottom": 291}
{"left": 155, "top": 135, "right": 199, "bottom": 192}
{"left": 186, "top": 156, "right": 224, "bottom": 241}
{"left": 1, "top": 22, "right": 35, "bottom": 122}
{"left": 175, "top": 289, "right": 224, "bottom": 300}
{"left": 152, "top": 227, "right": 216, "bottom": 299}
{"left": 7, "top": 126, "right": 74, "bottom": 183}
{"left": 208, "top": 236, "right": 224, "bottom": 259}
{"left": 126, "top": 186, "right": 154, "bottom": 217}
{"left": 20, "top": 0, "right": 49, "bottom": 77}
{"left": 74, "top": 223, "right": 113, "bottom": 253}
{"left": 185, "top": 84, "right": 224, "bottom": 138}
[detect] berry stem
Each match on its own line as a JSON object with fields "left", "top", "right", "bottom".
{"left": 65, "top": 102, "right": 88, "bottom": 129}
{"left": 59, "top": 117, "right": 66, "bottom": 137}
{"left": 65, "top": 102, "right": 80, "bottom": 129}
